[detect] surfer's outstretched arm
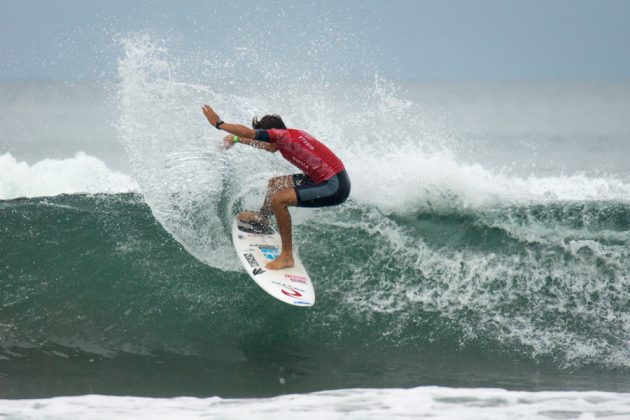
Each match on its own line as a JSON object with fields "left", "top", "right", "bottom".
{"left": 202, "top": 104, "right": 277, "bottom": 152}
{"left": 202, "top": 104, "right": 255, "bottom": 137}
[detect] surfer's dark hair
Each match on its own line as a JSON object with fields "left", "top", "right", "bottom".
{"left": 251, "top": 114, "right": 286, "bottom": 130}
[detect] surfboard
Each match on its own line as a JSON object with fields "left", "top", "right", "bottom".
{"left": 231, "top": 217, "right": 315, "bottom": 307}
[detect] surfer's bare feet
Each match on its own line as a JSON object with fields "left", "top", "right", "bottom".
{"left": 266, "top": 252, "right": 294, "bottom": 270}
{"left": 237, "top": 211, "right": 270, "bottom": 225}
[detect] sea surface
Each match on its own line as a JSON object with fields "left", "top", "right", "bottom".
{"left": 1, "top": 36, "right": 630, "bottom": 418}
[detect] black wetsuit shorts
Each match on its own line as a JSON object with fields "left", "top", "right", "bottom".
{"left": 292, "top": 169, "right": 351, "bottom": 208}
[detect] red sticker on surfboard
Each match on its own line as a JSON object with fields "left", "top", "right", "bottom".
{"left": 281, "top": 288, "right": 303, "bottom": 298}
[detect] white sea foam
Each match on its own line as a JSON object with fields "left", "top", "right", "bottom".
{"left": 348, "top": 148, "right": 630, "bottom": 215}
{"left": 2, "top": 386, "right": 630, "bottom": 419}
{"left": 327, "top": 203, "right": 630, "bottom": 367}
{"left": 0, "top": 152, "right": 138, "bottom": 200}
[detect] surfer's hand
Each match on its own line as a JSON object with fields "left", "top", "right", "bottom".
{"left": 221, "top": 134, "right": 235, "bottom": 150}
{"left": 202, "top": 104, "right": 219, "bottom": 126}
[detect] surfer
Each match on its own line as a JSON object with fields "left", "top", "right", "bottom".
{"left": 202, "top": 104, "right": 350, "bottom": 270}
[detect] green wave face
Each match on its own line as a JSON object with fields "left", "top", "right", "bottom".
{"left": 2, "top": 193, "right": 630, "bottom": 397}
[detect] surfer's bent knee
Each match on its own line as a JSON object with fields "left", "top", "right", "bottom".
{"left": 270, "top": 188, "right": 297, "bottom": 210}
{"left": 268, "top": 175, "right": 294, "bottom": 192}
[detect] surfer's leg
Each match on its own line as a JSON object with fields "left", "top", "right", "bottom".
{"left": 238, "top": 176, "right": 293, "bottom": 224}
{"left": 265, "top": 187, "right": 298, "bottom": 270}
{"left": 260, "top": 175, "right": 293, "bottom": 218}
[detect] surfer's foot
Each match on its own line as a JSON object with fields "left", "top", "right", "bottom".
{"left": 237, "top": 211, "right": 270, "bottom": 225}
{"left": 266, "top": 252, "right": 294, "bottom": 270}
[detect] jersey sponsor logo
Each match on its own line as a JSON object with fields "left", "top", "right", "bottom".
{"left": 298, "top": 135, "right": 315, "bottom": 150}
{"left": 243, "top": 253, "right": 259, "bottom": 268}
{"left": 281, "top": 287, "right": 303, "bottom": 298}
{"left": 284, "top": 274, "right": 307, "bottom": 283}
{"left": 291, "top": 156, "right": 309, "bottom": 170}
{"left": 252, "top": 268, "right": 265, "bottom": 276}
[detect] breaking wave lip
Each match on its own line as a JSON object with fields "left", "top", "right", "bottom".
{"left": 2, "top": 386, "right": 630, "bottom": 419}
{"left": 0, "top": 152, "right": 138, "bottom": 200}
{"left": 350, "top": 149, "right": 630, "bottom": 216}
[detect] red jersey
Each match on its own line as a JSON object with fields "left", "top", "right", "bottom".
{"left": 265, "top": 129, "right": 345, "bottom": 184}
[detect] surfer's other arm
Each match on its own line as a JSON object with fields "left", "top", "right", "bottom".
{"left": 202, "top": 104, "right": 277, "bottom": 152}
{"left": 221, "top": 134, "right": 277, "bottom": 152}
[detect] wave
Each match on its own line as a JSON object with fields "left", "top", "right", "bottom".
{"left": 83, "top": 35, "right": 629, "bottom": 371}
{"left": 0, "top": 152, "right": 137, "bottom": 200}
{"left": 2, "top": 193, "right": 630, "bottom": 375}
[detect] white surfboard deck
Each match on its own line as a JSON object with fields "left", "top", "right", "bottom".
{"left": 231, "top": 217, "right": 315, "bottom": 307}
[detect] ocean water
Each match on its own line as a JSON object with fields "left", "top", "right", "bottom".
{"left": 2, "top": 36, "right": 630, "bottom": 418}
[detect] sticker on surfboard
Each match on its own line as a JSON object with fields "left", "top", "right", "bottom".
{"left": 231, "top": 217, "right": 315, "bottom": 307}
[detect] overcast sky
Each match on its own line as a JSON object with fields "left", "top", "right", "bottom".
{"left": 1, "top": 0, "right": 629, "bottom": 82}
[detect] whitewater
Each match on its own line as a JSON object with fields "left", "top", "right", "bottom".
{"left": 4, "top": 387, "right": 630, "bottom": 419}
{"left": 2, "top": 35, "right": 630, "bottom": 418}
